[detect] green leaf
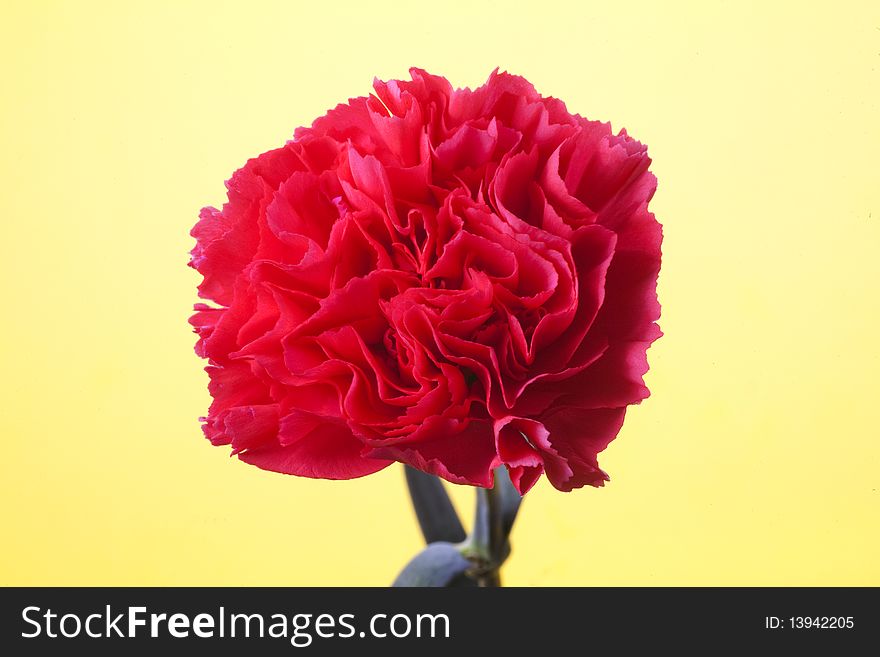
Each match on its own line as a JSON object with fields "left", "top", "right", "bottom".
{"left": 494, "top": 465, "right": 522, "bottom": 538}
{"left": 392, "top": 543, "right": 477, "bottom": 587}
{"left": 404, "top": 466, "right": 466, "bottom": 544}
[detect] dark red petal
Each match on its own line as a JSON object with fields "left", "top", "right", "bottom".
{"left": 239, "top": 419, "right": 391, "bottom": 479}
{"left": 540, "top": 407, "right": 626, "bottom": 491}
{"left": 507, "top": 465, "right": 543, "bottom": 495}
{"left": 224, "top": 404, "right": 279, "bottom": 454}
{"left": 366, "top": 419, "right": 500, "bottom": 488}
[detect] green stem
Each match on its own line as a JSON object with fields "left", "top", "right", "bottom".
{"left": 469, "top": 483, "right": 504, "bottom": 586}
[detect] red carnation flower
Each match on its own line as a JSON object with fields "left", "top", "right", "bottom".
{"left": 190, "top": 69, "right": 661, "bottom": 494}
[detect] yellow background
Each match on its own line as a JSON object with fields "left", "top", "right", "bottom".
{"left": 1, "top": 0, "right": 878, "bottom": 586}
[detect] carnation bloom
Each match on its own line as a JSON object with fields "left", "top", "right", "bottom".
{"left": 190, "top": 68, "right": 661, "bottom": 493}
